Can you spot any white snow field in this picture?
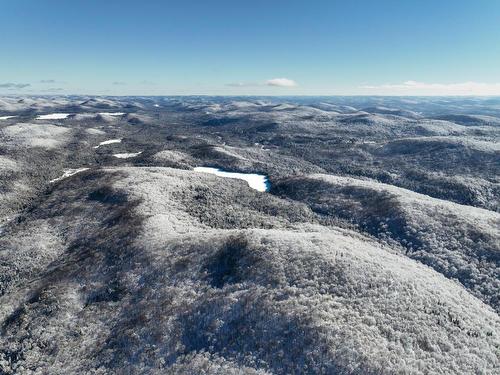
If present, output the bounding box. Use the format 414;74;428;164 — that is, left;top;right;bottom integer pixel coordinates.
49;168;90;183
36;113;72;120
0;116;17;120
85;128;105;135
194;166;270;192
0;156;18;172
113;151;142;158
93;139;122;148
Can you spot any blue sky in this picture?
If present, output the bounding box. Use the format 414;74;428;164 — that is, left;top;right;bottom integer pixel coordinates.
1;0;499;95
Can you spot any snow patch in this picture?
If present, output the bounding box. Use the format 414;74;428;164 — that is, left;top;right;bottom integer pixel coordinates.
194;166;270;192
0;116;16;120
153;150;190;163
0;156;18;171
85;128;106;135
212;146;247;160
2;123;69;149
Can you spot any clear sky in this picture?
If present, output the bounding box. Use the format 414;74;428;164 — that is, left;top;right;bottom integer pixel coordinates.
1;0;499;95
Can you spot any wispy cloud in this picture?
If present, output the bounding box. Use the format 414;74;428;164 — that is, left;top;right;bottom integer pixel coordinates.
360;80;500;96
40;79;56;84
41;88;65;92
225;82;260;87
266;78;298;87
0;82;30;89
226;78;298;88
112;81;127;85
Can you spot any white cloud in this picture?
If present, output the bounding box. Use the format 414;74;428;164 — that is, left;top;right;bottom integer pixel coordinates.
265;78;298;87
360;80;500;96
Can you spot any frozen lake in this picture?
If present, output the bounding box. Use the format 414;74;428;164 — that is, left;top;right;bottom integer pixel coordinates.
94;139;122;148
194;167;270;192
36;113;71;120
49;168;89;183
98;112;125;116
113;152;142;159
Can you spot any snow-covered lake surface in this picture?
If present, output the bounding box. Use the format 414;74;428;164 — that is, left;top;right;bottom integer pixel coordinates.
36;113;71;120
194;167;270;192
94;139;122;148
0;116;17;120
113;152;142;159
98;112;125;116
49;168;89;183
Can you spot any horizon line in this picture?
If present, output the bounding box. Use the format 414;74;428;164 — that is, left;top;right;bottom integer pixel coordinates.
2;93;500;98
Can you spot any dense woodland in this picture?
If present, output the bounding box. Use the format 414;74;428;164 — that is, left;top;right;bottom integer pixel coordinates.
0;96;498;374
